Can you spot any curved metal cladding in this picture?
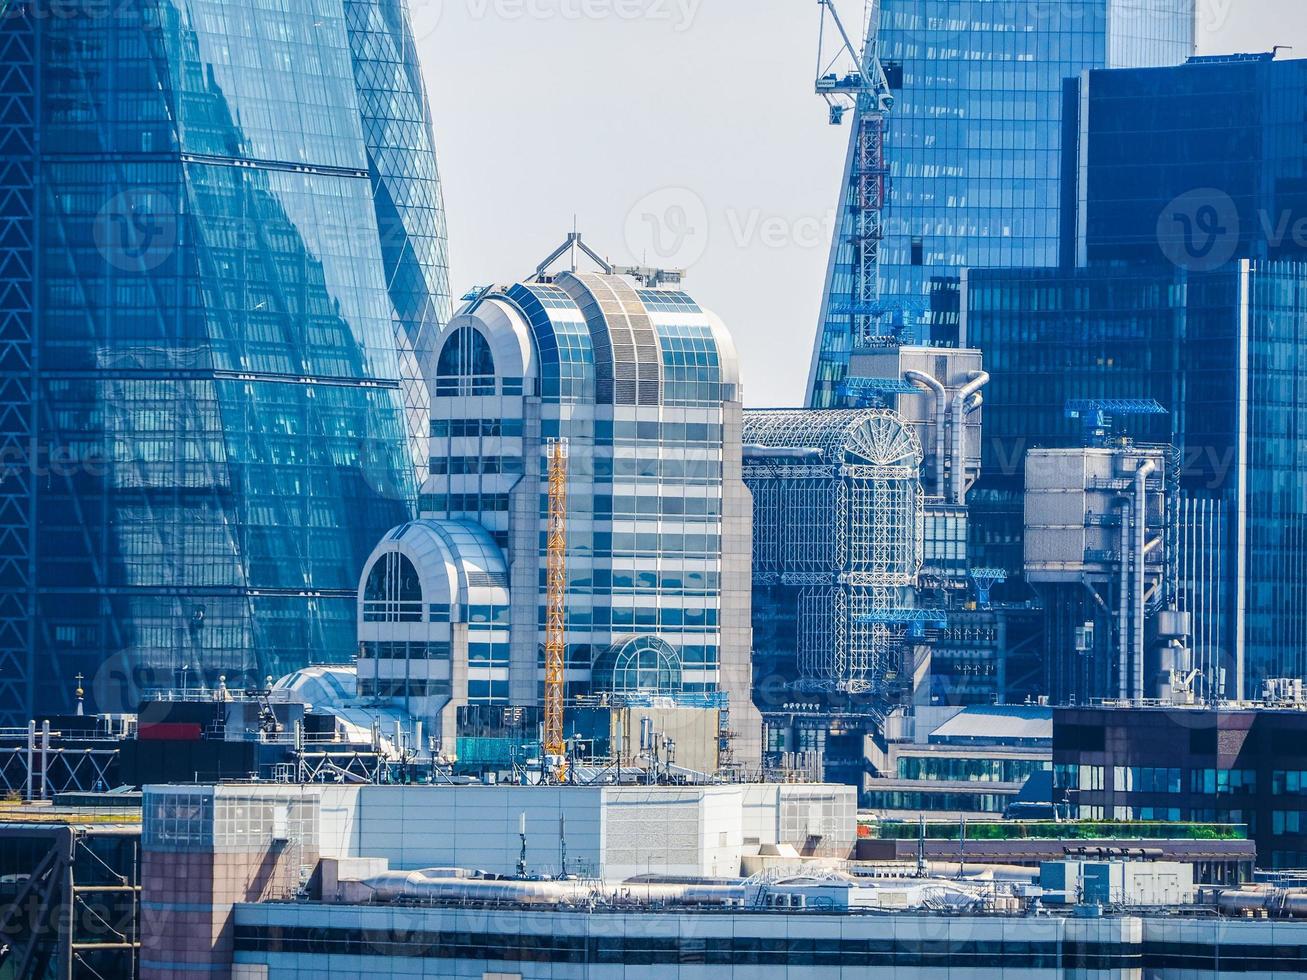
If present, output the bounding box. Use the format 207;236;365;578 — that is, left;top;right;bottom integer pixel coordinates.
419;276;762;764
15;0;438;720
344;0;452;481
357;519;510;739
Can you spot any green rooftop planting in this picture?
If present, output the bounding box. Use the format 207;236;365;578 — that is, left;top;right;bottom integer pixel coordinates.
865;820;1248;841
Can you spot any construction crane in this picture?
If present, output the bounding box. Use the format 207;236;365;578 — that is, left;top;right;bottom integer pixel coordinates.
815;0;895;349
543;437;569;783
1064;398;1168;446
837;375;917;407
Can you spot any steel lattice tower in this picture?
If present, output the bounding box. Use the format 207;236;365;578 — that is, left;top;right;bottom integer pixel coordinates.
0;0;37;723
543;438;568;781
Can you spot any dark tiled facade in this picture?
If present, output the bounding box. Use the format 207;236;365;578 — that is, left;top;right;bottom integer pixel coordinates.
1054;704;1307;868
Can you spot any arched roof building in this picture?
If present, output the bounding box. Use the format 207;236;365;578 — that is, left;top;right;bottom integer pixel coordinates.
359;264;762;766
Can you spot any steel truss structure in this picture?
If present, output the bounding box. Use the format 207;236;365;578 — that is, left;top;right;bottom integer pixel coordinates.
0;823;141;980
543;437;569;782
0;724;122;799
290;749;392;785
0;0;37;724
814;0;894;348
745;410;923;696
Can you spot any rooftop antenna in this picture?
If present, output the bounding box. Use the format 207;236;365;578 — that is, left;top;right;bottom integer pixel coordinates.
559;812;568;878
517;811;528;878
916;813;927;878
533;231;685;288
533;231;613;281
958;816;966;878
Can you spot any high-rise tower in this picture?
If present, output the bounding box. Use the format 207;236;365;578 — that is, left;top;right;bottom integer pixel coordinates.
967;56;1307;703
356;244;765;767
0;0;451;721
807;0;1196;408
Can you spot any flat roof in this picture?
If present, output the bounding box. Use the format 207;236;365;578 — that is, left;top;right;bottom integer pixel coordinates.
929;705;1053;743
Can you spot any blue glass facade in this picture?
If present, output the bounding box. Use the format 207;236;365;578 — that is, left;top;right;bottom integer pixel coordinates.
807;0;1195;407
0;0;449;721
963;54;1307;703
346;0;452;471
965;260;1307;702
1063;55;1307;267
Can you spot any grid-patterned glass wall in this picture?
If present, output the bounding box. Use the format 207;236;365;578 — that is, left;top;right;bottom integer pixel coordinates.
1067;57;1307;267
807;0;1195;406
0;1;39;720
11;0;446;720
965;261;1307;701
1245;262;1307;687
345;0;452;479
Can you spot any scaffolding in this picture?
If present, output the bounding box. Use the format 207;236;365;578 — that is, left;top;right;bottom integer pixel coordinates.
814;0;896;348
744;410;923;697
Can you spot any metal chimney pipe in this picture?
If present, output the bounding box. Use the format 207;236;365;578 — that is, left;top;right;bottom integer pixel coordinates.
1132;459;1157;701
1118;498;1132;701
905;370;948;496
951;371;990;504
40;720;50;801
25;720;34;802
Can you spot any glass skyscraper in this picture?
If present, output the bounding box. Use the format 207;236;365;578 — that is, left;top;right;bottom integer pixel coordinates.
965;260;1307;703
806;0;1196;407
1063;54;1307;267
0;0;450;722
965;54;1307;703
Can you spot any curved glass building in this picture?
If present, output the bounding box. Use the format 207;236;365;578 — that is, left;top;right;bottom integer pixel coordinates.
0;0;450;720
807;0;1196;406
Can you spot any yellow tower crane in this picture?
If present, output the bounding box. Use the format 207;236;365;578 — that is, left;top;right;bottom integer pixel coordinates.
543;437;569;783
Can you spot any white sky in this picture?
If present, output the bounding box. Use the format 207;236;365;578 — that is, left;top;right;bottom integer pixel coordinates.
418;0;1307;408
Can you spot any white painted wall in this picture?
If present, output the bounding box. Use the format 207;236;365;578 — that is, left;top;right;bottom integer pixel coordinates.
337;785;605;878
183;782;856;881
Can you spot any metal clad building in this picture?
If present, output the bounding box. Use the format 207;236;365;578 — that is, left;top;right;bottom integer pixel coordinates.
358;269;762;763
744;409;923;702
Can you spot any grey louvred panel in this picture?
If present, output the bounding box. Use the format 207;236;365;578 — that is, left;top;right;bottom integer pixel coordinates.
555;272;663;406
